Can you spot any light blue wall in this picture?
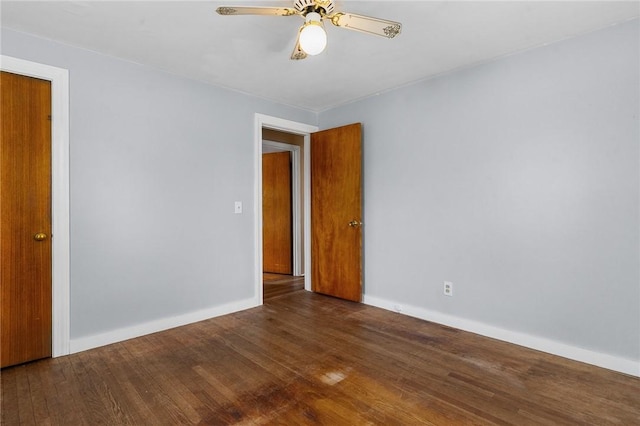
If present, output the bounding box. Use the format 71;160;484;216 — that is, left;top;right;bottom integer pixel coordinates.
319;19;639;361
3;19;638;364
1;28;316;339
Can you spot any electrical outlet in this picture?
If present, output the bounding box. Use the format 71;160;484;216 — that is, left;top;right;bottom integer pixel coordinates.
444;281;453;297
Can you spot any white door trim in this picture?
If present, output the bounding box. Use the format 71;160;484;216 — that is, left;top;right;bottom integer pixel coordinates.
262;140;302;276
1;55;71;357
255;114;318;304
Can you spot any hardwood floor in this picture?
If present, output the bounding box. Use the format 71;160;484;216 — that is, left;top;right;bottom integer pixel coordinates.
263;273;304;301
2;290;639;425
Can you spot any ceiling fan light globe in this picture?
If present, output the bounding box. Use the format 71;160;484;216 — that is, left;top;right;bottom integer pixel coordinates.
299;23;327;55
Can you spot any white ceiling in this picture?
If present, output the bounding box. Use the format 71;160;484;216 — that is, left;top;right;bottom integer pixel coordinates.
2;1;638;112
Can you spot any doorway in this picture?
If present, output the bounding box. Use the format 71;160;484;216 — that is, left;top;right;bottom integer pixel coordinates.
0;55;70;358
255;115;364;305
1;71;52;367
262;132;304;275
254;114;318;305
262;134;303;300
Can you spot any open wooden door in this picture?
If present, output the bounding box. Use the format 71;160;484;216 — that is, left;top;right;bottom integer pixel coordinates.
262;151;293;274
311;123;362;302
1;71;53;368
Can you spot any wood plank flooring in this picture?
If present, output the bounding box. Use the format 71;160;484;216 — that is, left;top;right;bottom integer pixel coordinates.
2;290;639;425
263;273;304;301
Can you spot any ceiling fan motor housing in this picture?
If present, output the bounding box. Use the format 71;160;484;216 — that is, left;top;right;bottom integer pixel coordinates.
294;0;335;17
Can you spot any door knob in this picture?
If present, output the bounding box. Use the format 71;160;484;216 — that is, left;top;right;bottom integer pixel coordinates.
34;232;48;241
348;220;363;228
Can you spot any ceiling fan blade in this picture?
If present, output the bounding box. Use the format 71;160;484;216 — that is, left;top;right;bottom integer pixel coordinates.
216;6;297;17
330;12;401;39
291;27;308;60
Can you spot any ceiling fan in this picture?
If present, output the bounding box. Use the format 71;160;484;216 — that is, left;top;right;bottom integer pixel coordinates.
216;0;402;60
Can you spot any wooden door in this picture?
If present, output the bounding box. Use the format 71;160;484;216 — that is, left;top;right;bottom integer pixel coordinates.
262;151;293;274
311;123;362;302
1;71;53;368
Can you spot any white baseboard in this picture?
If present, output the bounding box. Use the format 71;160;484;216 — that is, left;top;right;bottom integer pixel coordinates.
363;295;639;378
69;297;258;354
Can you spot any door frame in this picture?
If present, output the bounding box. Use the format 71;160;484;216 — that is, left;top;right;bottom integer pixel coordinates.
262;140;302;276
254;114;318;304
1;55;70;357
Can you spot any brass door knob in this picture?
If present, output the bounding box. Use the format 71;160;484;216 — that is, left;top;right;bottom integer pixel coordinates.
34;232;48;241
348;220;363;228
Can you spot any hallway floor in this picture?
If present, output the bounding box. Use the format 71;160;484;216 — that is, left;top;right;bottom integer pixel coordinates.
263;273;304;301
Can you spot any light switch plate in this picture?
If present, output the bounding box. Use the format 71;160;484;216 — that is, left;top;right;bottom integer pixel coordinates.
234;201;242;214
